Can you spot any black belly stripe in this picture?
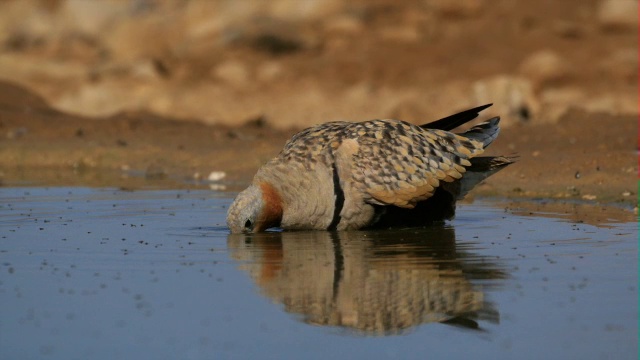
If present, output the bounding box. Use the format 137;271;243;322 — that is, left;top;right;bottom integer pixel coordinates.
327;163;345;230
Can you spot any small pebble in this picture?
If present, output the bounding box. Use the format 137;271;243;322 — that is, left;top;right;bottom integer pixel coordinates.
208;171;226;182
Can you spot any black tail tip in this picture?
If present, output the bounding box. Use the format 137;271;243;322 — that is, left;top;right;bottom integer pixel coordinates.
476;103;493;112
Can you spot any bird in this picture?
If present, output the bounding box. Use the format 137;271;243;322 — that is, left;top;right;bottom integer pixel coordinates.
227;104;515;233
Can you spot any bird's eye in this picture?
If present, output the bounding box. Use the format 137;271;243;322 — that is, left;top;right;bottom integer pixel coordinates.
244;219;253;229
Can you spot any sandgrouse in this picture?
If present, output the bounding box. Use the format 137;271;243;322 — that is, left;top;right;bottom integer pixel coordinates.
227;104;514;233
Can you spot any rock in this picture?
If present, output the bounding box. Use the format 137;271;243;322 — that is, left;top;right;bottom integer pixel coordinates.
267;0;344;21
52;81;159;118
212;60;250;87
538;87;638;118
0;53;86;84
250;33;305;55
599;48;638;81
552;20;585;39
538;87;586;122
582;94;638;115
596;0;638;31
538;86;638;121
256;61;283;82
105;10;185;63
540;87;586;105
207;171;227;182
0;0;64;43
518;50;571;87
61;0;129;37
473;75;540;126
183;1;230;40
324;15;364;34
116;60;165;81
378;26;421;42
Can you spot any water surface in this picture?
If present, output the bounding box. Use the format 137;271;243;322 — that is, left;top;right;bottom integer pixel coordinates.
0;188;637;359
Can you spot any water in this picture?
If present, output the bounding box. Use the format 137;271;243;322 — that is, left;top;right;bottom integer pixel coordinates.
0;188;637;359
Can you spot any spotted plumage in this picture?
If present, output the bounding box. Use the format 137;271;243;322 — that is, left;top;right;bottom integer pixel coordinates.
227;104;515;233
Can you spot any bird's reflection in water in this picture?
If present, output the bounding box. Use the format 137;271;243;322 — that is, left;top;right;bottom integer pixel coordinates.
227;226;507;335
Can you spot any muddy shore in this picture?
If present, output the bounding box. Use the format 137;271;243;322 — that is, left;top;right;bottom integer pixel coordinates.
0;81;636;216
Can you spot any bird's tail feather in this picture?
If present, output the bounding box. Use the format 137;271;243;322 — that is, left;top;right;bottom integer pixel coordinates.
421;103;493;131
454;155;516;199
460;117;501;149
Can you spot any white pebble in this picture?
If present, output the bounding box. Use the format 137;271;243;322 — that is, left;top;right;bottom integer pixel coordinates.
208;171;226;182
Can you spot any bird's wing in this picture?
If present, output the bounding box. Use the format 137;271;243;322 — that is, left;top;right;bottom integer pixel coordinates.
276;121;350;168
349;119;486;208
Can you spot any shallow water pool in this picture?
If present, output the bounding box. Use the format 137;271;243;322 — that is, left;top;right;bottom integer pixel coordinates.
0;187;637;359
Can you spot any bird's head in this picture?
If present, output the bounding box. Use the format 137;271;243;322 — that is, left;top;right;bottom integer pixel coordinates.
227;183;283;233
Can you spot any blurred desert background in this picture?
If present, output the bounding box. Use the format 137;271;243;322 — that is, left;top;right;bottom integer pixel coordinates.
0;0;637;208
